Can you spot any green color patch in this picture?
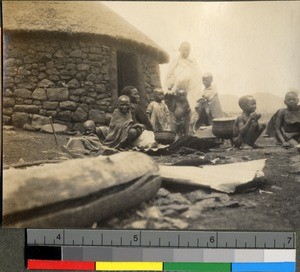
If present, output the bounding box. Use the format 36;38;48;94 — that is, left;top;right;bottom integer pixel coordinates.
163;262;231;271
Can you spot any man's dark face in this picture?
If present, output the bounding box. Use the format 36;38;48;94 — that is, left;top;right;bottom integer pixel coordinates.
130;89;140;103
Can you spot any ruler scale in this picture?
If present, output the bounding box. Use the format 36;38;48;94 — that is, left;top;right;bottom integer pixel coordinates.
26;230;296;271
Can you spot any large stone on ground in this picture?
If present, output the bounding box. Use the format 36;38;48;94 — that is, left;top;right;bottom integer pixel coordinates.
14;89;31;99
3;152;161;227
12;112;30;128
59;101;77;110
32;88;47;100
40;123;68;134
46;88;69;101
14;105;40;114
89;109;106;124
3;107;13;116
31;114;51;127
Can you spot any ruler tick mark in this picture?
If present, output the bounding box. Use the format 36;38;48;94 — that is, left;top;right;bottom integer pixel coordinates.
226;242;228;248
34;239;36;245
187;241;190;247
73;240;74;245
82;237;84;245
111;240;113;246
120;237;122;246
274;239;276;248
44;236;46;245
207;242;209;247
255;236;257;247
235;239;237;247
130;241;132;246
178;235;180;247
197;239;199;247
245;242;247;248
101;233;103;245
92;240;94;246
168;241;170;247
264;242;266;248
159;238;161;246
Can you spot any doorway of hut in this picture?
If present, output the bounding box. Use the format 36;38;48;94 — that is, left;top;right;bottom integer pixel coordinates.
117;51;147;107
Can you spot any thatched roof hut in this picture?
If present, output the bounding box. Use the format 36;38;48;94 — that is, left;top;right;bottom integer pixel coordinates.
3;1;168;63
3;1;169;129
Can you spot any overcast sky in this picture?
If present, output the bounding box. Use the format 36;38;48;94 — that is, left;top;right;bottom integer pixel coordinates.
103;1;300;98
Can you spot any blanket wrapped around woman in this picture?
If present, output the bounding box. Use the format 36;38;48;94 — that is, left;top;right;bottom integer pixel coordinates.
103;109;141;149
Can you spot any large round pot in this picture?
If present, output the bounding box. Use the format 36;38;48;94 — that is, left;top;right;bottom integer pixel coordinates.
212;117;236;139
154;131;176;145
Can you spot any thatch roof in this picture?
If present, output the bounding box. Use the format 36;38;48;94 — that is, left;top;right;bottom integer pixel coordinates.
3;1;169;63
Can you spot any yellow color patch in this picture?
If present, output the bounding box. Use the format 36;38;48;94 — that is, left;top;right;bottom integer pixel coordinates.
95;262;163;271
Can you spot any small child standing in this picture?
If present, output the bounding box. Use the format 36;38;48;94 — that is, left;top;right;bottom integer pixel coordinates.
272;91;300;148
195;73;224;129
233;95;266;148
168;89;191;137
146;88;171;132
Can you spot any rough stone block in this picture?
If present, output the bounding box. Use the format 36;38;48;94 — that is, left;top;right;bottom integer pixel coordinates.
37;79;55;88
5;67;17;77
67;78;80;88
47;88;69;101
58;110;73;121
87;73;96;82
95;84;106;93
12;112;30;128
80;96;95;104
49;75;60;81
46;110;58;117
3;97;15;107
66;63;76;70
43;101;59;110
73;106;88;122
14;105;40;114
59;101;77;110
4;58;15;67
38;73;47;80
16;82;36;90
32;88;47;100
70;50;83;58
46;61;55;68
31;114;51;127
24;55;36;64
4;76;14;88
3;115;11;125
14;89;32;99
3;107;13;116
89;109;106;124
54;49;66;58
24;99;33;105
4;89;14;97
38;53;52;62
76;71;87;81
77;64;90;71
70;95;80;102
70;88;86;96
40;123;68;134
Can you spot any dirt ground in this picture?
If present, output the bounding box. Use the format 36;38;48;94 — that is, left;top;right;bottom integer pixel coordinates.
2;128;300;231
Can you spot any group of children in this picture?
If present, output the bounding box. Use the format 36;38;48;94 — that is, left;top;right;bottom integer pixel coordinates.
80;79;300;151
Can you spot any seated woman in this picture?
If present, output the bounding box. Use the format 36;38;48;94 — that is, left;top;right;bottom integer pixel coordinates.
103;95;145;149
267;91;300;149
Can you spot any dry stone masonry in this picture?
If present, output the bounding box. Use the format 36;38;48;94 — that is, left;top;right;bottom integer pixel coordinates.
3;34;163;131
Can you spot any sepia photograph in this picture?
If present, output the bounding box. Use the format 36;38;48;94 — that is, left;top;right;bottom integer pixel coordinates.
2;1;300;230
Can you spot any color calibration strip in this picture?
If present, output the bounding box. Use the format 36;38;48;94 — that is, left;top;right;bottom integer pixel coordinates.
26;230;296;271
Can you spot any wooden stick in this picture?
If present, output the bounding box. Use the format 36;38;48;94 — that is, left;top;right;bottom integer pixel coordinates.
49;116;58;147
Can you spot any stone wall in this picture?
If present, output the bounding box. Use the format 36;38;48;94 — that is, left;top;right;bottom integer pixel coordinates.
3;33;116;130
3;33;163;131
141;54;162;102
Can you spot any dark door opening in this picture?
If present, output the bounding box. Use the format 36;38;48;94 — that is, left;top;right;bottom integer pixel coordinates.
117;51;140;96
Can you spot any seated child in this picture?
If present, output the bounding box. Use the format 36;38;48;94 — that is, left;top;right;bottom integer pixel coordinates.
267;91;300;148
168;89;191;137
103;95;145;149
146;88;171;132
195;73;224;129
64;120;116;156
233;95;266;148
